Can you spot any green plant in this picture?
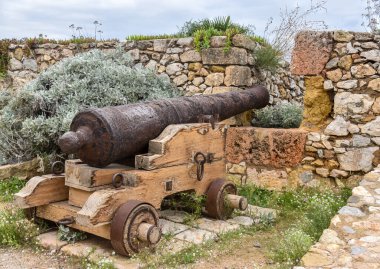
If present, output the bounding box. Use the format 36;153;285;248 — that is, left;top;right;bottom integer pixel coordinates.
78;247;116;269
254;45;282;72
252;102;303;128
0;40;11;77
0;206;40;246
163;192;205;224
126;34;184;41
58;225;87;243
0;177;26;202
270;228;313;265
0;48;180;164
238;184;274;208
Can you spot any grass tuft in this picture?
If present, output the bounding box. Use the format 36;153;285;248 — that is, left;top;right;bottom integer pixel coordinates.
0;177;26;202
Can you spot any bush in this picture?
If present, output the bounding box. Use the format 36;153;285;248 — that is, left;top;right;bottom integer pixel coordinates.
0;206;40;246
252;103;303;128
253;45;281;72
0;48;180;164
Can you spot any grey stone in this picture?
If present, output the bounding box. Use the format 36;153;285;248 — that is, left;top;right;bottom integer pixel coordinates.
359;236;380;243
348;124;360;134
325;57;339;69
323;80;334;90
319;229;343;245
177;37;193;47
347;42;359;54
159;219;190;235
232;34;256;50
351;246;367;255
335;139;350;147
202;47;247;65
242;205;277;220
174;228;217;244
153;39;167;52
324;116;350;136
173;74;188;86
355;32;374;41
179;50;201;62
227;216;254;226
361;42;379;49
342;226;356;234
368;78;380;91
166;63;184;75
336;80;358;89
9;58;22;71
334;92;374;117
337;147;379;172
338;206;366;217
352;135;371;147
361;117;380;136
308;132;321;142
300;171;314;183
37;231;68;250
160;210;188;223
166;47;183;54
126;48;139;60
210;36;227;48
195;218;240;234
361;49;380;61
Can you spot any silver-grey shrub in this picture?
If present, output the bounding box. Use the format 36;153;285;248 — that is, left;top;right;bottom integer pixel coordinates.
251;102;303;128
0;48;180;164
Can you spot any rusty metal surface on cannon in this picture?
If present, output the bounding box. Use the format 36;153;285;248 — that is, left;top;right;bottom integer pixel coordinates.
58;86;269;167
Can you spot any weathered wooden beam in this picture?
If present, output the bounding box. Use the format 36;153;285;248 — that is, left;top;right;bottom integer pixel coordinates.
37;201;110;239
76;160;226;227
14;174;68;208
65;159;133;189
68;187;94;208
135;123;226;170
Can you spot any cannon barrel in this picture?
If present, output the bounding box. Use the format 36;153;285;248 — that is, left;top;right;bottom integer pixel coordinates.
58;86;269;167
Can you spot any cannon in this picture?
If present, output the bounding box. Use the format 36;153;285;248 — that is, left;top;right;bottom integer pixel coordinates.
58;86;269;167
15;86;269;257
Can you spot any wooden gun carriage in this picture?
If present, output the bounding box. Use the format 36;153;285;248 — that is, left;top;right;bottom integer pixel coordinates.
15;86;269;256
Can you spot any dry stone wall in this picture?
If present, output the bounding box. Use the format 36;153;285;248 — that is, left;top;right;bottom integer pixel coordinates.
225;30;380;191
0;35;303;119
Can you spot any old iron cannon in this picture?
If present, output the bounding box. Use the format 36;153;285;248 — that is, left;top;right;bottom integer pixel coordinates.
58;85;269;167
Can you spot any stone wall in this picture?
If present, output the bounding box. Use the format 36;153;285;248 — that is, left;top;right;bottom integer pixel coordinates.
0;35;303;118
225;30;380;190
291;30;380;188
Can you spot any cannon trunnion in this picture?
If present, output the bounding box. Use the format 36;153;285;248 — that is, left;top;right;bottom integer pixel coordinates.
15;86;269;257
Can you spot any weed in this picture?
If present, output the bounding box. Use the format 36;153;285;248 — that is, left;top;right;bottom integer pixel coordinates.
0;177;26;202
270;228;313;265
0;206;40;247
126;34;184;41
238;184;274;208
253;45;282;72
58;225;87;243
77;247;116;269
252;102;303;128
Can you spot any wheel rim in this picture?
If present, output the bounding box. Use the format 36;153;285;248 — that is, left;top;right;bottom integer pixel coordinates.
205;179;237;220
111;200;160;256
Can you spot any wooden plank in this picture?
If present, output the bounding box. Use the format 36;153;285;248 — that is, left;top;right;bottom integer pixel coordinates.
65;159;133;189
76;160;226;227
135;123;226;170
68;187;94;208
14;174;68;208
36;201;110;239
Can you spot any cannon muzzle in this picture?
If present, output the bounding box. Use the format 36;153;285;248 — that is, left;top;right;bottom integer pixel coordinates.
59;86;269;167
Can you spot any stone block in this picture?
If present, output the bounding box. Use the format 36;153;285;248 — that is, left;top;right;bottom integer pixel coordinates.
368;78;380;91
324;116;350;136
361;116;380;136
179;50;201;62
291;31;333;75
174;228;217;244
212;86;240;94
160;210;188;223
225;127;307;168
351;64;376;78
37;231;68;251
201;47;247;65
301;76;332;128
333;30;354;42
334;92;374;117
153;39;167;52
227;216;254;226
337;147;379;172
361;49;380;62
232;34;256;51
166;63;183;75
224;66;251;86
205;73;224;86
210;36;227;47
242;205;277;220
177;37;194;47
0;157;44;180
246;168;289;190
195;218;240;234
159;219;190;235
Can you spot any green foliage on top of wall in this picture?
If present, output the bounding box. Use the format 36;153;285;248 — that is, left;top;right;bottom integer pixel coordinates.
0;40;11;78
252;102;303;128
0;47;180;164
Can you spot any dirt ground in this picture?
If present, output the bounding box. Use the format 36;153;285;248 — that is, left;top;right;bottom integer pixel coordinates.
0;247;79;269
